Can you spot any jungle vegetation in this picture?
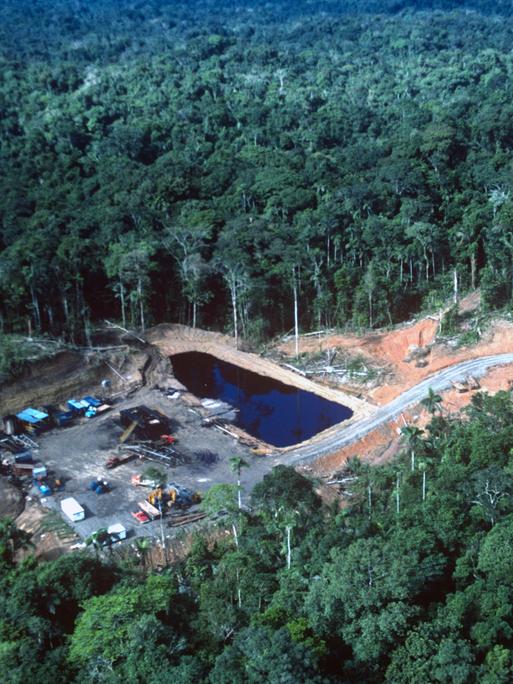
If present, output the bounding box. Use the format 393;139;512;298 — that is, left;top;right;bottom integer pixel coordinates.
2;0;513;345
3;391;513;681
3;4;513;681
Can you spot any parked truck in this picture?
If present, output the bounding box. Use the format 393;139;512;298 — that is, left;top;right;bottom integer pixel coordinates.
61;497;85;522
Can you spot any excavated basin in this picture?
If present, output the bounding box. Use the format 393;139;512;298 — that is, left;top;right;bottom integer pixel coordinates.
170;351;353;448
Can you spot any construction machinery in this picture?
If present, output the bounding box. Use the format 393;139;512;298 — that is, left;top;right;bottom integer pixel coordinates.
105;452;136;469
119;405;173;441
119;421;137;444
146;483;200;512
467;375;481;390
159;434;177;445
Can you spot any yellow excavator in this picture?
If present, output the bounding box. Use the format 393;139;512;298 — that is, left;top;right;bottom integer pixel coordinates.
147;486;177;509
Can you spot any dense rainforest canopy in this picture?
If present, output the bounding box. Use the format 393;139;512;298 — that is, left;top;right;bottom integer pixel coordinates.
4;3;513;681
3;0;513;342
3;392;513;681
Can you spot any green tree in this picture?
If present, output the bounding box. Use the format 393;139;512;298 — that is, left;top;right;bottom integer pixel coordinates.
421;388;443;416
229;456;249;510
401;425;424;472
68;575;179;672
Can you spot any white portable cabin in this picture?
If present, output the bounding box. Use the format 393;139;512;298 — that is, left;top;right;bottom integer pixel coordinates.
107;523;127;542
61;497;85;522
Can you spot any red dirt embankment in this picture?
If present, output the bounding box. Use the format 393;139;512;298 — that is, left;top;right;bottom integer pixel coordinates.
279;294;513;476
278;309;513;407
308;360;513;479
146;323;371;417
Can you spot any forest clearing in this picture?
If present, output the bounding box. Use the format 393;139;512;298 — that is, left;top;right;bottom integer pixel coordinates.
5;1;513;679
3;290;513;562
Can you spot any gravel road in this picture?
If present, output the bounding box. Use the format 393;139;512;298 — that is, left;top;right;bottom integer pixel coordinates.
280;353;513;465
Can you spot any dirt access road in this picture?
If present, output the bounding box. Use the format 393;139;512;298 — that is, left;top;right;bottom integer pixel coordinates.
280;353;513;465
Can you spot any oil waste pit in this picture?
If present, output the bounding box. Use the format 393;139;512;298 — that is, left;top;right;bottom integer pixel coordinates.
171;352;353;448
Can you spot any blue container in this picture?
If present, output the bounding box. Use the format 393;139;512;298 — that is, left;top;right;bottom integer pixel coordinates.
67;399;89;413
14;451;33;464
55;411;74;427
83;396;101;408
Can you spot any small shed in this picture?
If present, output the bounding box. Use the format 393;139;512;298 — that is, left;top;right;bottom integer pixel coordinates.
67;399;89;414
15;408;50;434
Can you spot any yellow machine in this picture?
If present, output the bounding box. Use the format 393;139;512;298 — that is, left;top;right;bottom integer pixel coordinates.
147;486;177;508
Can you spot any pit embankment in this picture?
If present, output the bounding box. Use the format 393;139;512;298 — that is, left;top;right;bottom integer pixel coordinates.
146;324;375;448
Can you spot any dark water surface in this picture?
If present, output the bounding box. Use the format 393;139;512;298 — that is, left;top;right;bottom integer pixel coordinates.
171;351;353;448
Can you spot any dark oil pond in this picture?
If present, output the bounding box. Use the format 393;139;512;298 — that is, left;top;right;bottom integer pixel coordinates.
170;351;353;448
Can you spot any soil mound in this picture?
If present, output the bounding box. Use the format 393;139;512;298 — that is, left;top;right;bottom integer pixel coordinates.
0;480;24;519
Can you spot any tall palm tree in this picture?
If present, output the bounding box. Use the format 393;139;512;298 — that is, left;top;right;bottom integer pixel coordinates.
400;425;424;472
229;456;249;510
85;528;110;559
421;387;443;415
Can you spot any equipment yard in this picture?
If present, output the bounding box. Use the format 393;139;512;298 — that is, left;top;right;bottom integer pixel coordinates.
5;292;513;558
13;386;274;547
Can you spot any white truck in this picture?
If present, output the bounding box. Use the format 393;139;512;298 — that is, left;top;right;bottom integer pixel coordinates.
61;497;85;522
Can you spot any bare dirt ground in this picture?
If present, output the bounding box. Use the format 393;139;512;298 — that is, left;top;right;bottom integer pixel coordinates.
0;479;24;519
272;291;513;477
21;385;275;550
0;347;147;416
147;324;372;417
15;499;80;562
277;292;513;408
4;293;513;559
305;358;513;480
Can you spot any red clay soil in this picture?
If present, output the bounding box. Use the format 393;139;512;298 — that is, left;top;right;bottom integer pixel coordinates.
278;291;513;407
309;416;404;477
309;361;513;478
280;291;513;477
370;319;513;405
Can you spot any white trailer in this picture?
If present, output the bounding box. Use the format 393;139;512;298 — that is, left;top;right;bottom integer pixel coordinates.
107;523;127;543
61;497;85;522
